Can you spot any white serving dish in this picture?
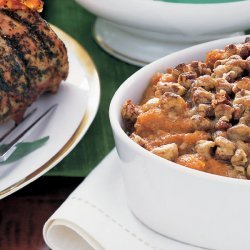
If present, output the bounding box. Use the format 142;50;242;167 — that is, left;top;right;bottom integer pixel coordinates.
76;0;250;66
109;35;250;250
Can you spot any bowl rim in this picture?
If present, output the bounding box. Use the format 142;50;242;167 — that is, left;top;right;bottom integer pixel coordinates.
77;0;250;36
109;34;250;185
76;0;250;15
77;0;249;7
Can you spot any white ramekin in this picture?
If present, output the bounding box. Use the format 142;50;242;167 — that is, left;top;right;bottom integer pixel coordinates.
109;35;250;250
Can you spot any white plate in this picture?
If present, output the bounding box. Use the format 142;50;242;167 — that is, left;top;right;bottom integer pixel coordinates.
0;25;100;199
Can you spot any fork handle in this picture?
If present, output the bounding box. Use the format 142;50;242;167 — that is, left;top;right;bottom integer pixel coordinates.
0;104;57;162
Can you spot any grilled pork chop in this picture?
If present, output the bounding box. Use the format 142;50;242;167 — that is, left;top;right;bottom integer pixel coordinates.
0;9;68;123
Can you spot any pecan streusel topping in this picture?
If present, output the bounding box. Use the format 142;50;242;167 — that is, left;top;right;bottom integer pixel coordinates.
122;38;250;179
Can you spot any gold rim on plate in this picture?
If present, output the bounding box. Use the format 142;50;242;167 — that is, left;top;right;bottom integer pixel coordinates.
0;25;100;199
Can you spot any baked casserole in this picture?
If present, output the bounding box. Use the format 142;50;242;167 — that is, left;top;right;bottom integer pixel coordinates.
122;37;250;179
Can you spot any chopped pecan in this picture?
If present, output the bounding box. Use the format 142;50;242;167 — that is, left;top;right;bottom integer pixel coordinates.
195;140;215;159
238;44;250;59
212;89;231;107
121;100;140;133
214;104;234;121
232;77;250;93
233;93;250;109
198;104;214;117
239;109;250;126
172;63;190;79
214;136;236;161
160;92;186;118
246;165;250;178
224;44;238;58
231;148;248;168
233;104;245;120
192;75;215;90
191;115;214;131
236;140;249;153
190;61;212;76
130;133;148;149
247;56;250;72
192;87;214;105
234;166;246;176
212;130;228;140
215;116;232;131
155;82;186;97
178;72;196;88
213;55;247;80
214;78;233;94
227;124;250;142
151;143;179;161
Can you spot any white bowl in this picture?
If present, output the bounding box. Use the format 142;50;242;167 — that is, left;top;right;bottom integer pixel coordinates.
77;0;250;65
109;35;250;250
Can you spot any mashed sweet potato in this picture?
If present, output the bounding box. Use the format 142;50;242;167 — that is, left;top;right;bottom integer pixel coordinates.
122;37;250;179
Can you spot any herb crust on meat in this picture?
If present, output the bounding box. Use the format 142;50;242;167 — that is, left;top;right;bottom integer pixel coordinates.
0;7;68;123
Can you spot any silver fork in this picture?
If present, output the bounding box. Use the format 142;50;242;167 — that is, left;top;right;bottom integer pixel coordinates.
0;108;37;142
0;104;57;162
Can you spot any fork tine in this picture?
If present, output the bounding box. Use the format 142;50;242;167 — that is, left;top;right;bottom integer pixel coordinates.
0;104;57;163
0;108;37;143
